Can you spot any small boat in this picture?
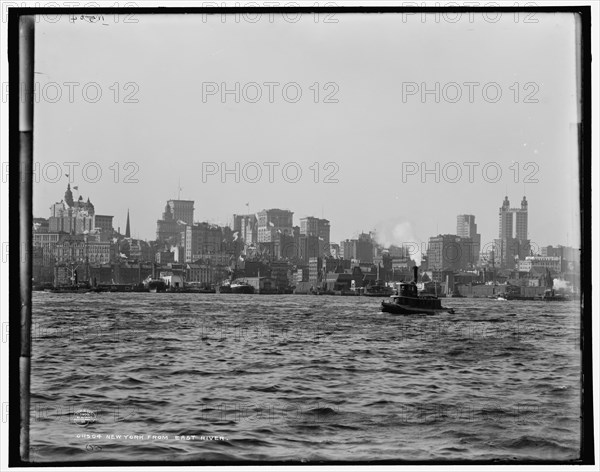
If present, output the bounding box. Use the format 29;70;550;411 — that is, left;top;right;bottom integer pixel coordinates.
230;282;255;294
219;280;255;294
381;267;454;315
542;288;572;301
363;281;395;297
143;277;167;293
96;283;135;293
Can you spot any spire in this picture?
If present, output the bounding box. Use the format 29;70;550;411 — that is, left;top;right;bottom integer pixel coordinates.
125;209;131;238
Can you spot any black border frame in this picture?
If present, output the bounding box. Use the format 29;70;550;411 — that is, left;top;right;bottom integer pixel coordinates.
7;5;594;467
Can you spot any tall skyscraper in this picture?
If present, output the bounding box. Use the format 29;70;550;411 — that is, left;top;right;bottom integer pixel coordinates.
156;199;194;243
457;214;477;238
494;196;530;268
256;209;294;259
498;196;513;239
456;214;481;267
165;200;195;225
257;209;293;243
357;233;374;263
232;213;258;246
427;234;475;271
515;196;528;240
299;217;330;257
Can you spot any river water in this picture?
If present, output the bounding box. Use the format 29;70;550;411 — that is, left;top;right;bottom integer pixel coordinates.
28;292;581;462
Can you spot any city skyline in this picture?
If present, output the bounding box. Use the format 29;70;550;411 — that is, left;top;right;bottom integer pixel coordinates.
37;181;574;263
31;12;580;250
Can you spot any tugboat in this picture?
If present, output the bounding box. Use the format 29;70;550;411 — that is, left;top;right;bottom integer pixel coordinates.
230;281;255;294
542;287;572;301
381;267;455;315
218;279;255;294
143;276;167;293
541;270;572;301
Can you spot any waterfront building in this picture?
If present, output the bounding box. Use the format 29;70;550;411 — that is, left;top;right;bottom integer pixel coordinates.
541;245;579;272
54;233;112;266
270;261;291;291
159;271;185;289
518;256;562;273
33;232;60;266
308;256;323;287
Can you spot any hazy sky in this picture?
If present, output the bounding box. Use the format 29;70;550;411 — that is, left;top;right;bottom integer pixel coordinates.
32;11;581;251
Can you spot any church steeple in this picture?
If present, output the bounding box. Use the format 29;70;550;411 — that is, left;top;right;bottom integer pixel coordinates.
125;209;131;238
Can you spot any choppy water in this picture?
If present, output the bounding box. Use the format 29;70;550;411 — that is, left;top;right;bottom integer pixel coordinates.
29;293;581;462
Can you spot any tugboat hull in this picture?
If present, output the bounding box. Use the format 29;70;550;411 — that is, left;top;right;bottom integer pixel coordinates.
381;301;453;315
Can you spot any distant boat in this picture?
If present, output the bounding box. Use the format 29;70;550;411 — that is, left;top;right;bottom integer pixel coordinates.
542;288;572;302
218;280;255;294
363;281;394;297
143;277;167;293
381;267;455;315
230;282;255;294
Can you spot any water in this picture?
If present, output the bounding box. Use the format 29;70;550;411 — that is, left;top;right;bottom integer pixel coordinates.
29;293;581;462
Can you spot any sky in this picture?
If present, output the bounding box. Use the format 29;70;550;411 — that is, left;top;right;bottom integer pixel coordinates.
32;11;581;252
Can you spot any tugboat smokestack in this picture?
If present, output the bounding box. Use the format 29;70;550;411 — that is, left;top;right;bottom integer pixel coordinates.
413;266;418;284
